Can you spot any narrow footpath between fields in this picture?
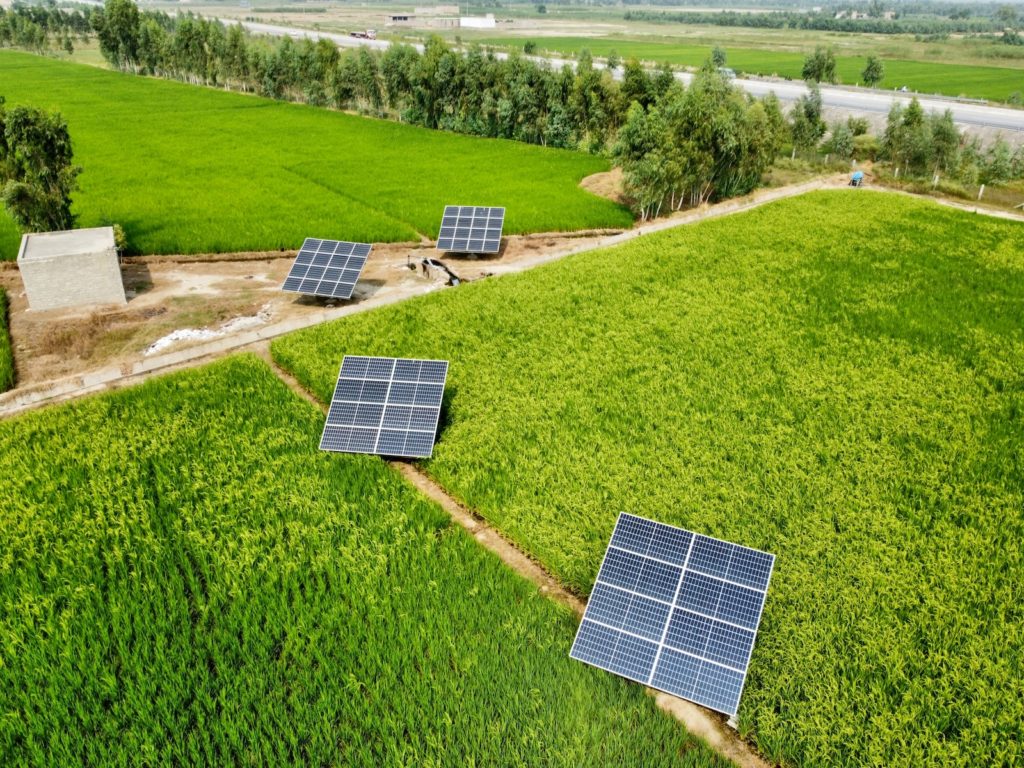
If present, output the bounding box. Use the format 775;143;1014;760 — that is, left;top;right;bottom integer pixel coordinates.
0;176;847;418
258;348;774;768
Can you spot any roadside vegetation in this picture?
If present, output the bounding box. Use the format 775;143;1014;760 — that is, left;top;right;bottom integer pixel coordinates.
273;191;1024;767
0;354;729;767
481;34;1024;102
0;51;626;258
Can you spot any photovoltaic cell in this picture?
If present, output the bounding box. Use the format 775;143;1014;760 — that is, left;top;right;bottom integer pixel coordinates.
436;205;505;254
282;238;372;299
319;356;449;459
570;513;775;716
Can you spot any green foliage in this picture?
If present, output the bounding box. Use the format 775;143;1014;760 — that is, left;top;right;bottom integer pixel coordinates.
0;286;12;392
862;54;886;86
853;132;881;160
0;51;628;258
824;120;855;158
880;98;1020;185
479;36;1024;103
90;0;141;70
0;96;81;233
0;355;728;767
789;82;826;153
273;192;1024;768
613;67;785;218
801;45;838;83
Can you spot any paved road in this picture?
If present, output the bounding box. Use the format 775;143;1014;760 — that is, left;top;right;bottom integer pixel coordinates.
235;20;1023;133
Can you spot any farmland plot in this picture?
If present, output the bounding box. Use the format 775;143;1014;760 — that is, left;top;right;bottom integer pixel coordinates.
273;191;1024;767
0;51;629;260
0;355;728;767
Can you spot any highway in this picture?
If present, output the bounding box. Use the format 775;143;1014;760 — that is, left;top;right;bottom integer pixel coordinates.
235;20;1023;133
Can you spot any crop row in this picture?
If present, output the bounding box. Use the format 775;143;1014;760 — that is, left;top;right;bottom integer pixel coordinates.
272;190;1024;767
0;355;726;766
0;51;629;259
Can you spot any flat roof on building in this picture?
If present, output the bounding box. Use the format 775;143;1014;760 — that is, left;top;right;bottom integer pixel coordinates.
18;226;116;263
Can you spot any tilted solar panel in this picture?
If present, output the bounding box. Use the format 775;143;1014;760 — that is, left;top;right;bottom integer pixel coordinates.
436;205;505;254
320;356;449;459
570;513;775;716
282;238;372;299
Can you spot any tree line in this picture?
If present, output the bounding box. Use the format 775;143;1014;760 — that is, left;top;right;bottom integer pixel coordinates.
623;9;1007;35
82;0;789;213
879;98;1024;185
0;4;91;54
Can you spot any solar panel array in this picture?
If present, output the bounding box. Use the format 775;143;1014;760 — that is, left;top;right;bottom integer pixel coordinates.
282;238;372;299
570;513;774;716
320;356;449;459
436;205;505;253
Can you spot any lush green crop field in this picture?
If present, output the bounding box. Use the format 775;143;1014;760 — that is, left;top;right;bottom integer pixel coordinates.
0;355;726;766
478;36;1024;102
273;191;1024;767
0;288;12;392
0;51;628;259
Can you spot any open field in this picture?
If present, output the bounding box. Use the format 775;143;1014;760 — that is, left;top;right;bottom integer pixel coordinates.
473;34;1024;102
0;51;629;259
0;354;728;766
273;190;1024;767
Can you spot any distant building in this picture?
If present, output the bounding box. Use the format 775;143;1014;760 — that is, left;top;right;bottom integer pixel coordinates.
18;227;126;312
385;13;416;26
460;13;496;29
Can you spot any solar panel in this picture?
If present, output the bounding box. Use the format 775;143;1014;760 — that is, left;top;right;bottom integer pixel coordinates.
282;238;372;299
436;205;505;254
570;513;775;716
319;356;449;459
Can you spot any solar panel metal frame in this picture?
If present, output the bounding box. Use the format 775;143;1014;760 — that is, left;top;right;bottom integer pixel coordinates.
282;238;372;300
436;205;505;254
570;512;775;716
319;355;449;459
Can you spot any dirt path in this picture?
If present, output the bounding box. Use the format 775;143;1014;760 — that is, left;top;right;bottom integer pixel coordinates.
258;353;773;768
0;176;924;418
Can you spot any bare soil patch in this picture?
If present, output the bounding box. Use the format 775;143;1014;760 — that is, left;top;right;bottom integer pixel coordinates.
0;233;624;390
580;167;626;205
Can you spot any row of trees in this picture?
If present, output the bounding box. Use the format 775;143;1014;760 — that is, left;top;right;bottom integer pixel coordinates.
0;4;90;54
800;46;886;87
623;9;1007;35
880;99;1024;185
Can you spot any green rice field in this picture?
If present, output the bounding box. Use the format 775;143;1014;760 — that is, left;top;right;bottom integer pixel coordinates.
0;51;629;259
0;355;726;766
273;191;1024;767
477;36;1024;102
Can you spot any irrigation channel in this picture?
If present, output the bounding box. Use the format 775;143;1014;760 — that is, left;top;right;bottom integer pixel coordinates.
260;347;772;768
